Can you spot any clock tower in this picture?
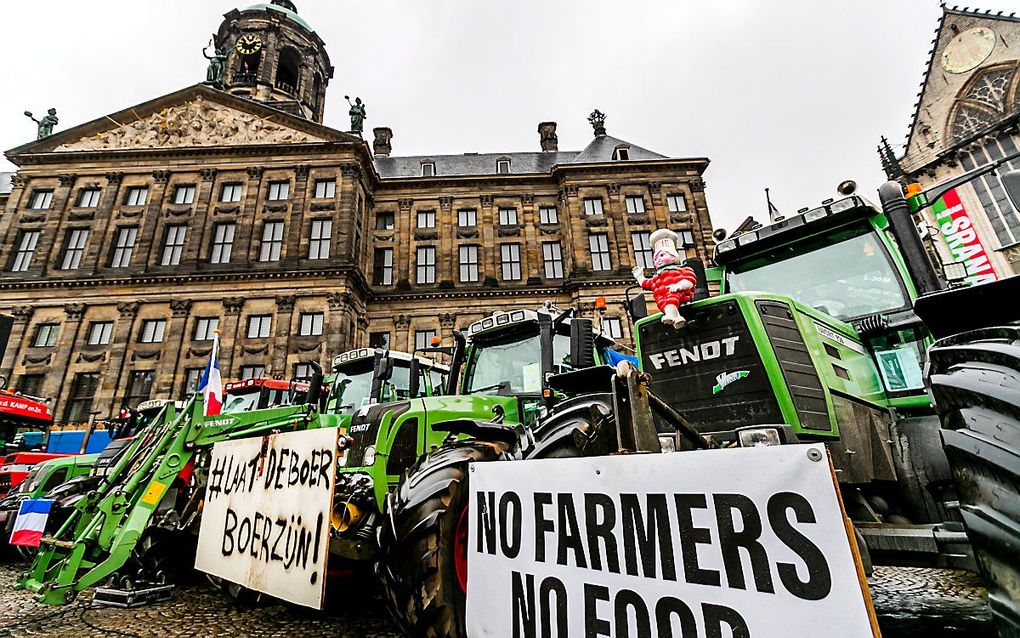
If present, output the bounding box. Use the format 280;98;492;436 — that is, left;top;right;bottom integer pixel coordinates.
214;1;333;123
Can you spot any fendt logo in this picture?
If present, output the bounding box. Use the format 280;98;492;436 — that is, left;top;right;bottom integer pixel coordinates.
646;336;740;370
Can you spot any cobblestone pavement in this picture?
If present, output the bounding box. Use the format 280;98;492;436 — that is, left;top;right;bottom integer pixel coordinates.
0;563;995;637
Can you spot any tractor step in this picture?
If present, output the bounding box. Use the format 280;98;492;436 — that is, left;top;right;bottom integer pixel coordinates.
93;582;174;608
40;535;74;549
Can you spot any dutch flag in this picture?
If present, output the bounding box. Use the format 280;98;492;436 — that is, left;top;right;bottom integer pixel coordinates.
198;330;223;416
10;499;53;547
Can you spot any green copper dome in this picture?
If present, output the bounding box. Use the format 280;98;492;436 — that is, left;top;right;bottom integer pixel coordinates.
245;1;312;32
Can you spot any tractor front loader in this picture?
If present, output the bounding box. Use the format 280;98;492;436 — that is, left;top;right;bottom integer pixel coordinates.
19;394;320;605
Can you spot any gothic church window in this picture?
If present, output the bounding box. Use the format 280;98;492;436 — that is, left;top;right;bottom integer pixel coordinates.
949;63;1020;143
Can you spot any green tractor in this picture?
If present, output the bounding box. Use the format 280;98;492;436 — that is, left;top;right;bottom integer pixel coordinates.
632;168;1020;633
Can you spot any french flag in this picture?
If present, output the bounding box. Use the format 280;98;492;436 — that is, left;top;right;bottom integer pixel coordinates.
10;499;53;547
198;330;223;416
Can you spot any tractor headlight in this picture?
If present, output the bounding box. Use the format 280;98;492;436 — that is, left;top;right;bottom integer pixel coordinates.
363;445;376;466
737;427;781;447
658;434;678;453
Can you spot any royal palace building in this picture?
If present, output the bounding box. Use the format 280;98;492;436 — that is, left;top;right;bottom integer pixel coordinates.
0;0;714;424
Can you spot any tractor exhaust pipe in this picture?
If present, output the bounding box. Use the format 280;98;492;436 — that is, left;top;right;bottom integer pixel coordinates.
878;181;943;296
306;361;323;408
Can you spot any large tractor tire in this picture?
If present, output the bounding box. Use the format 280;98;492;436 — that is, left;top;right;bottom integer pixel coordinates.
928;326;1020;637
378;396;617;637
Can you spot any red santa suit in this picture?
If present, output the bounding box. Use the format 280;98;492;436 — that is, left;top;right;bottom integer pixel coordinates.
641;264;697;312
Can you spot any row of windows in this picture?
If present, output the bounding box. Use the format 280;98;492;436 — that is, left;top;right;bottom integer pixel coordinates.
9;219;334;272
417;149;638;177
24;179;339;211
27;312;327;348
371;230;695;285
398;194;688;232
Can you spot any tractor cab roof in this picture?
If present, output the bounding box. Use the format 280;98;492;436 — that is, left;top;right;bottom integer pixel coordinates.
714;195;880;266
224;378;308;393
331;348;449;373
0;389;53;426
467;308;616;348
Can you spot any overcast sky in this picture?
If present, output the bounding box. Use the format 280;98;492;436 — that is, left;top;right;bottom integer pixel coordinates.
4;0;1020;231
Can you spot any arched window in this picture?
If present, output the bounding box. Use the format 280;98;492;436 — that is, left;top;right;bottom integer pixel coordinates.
312;73;322;112
275;48;302;95
946;62;1020;143
235;50;261;84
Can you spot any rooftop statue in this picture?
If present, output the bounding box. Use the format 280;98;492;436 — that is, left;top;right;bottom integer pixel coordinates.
24;108;58;139
588;109;607;136
346;96;366;134
203;39;228;88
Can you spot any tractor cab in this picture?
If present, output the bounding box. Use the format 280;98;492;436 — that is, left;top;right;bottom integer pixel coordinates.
222;377;308;413
325;348;448;416
0;387;53;455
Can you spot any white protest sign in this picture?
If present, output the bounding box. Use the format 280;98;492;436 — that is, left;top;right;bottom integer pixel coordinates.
195;427;338;609
468;444;877;637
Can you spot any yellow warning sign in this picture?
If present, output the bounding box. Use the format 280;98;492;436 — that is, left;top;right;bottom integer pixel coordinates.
141;481;167;506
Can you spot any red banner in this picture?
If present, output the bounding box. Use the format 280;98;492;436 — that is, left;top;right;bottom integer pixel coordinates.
932;189;999;286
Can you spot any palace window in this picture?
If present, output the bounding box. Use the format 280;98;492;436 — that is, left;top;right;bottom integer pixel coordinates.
60;229;88;270
373;248;394;285
172;185;196;205
539;206;558;224
138;319;167;343
632;231;653;270
613;146;630;161
583;198;604;215
376;211;395;230
309;219;331;259
299;312;324;336
29;190;53;210
124;370;155;407
417;209;436;229
667;193;687;213
459;245;479;282
415;329;437;351
625;195;646;214
77;188;101;208
268;181;290;201
161;225;187;266
11;230;40;272
496;159;511;174
589;233;611;271
111;227;137;268
294;363;313;379
416;246;436;284
500;243;521;280
64;373;100;423
240;365;266;380
16;374;44;397
33;324;60;348
314;179;336;199
259;221;284;261
458;208;477;227
421;162;436;177
184;368;204;395
194;317;219;341
498;207;518;226
220;183;243;203
247;315;272;339
211;223;235;264
86;321;113;346
124;186;148;206
543;242;563;279
603;318;624;339
678;230;695;246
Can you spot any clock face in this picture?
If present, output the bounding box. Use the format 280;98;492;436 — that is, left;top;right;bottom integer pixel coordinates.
941;27;995;74
236;34;263;56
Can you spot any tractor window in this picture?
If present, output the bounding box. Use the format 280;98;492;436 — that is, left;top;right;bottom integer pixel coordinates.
222;391;259;413
42;466;69;492
726;227;909;321
429;369;448;396
386;418;419;475
331;364;376;414
865;327;927;395
465;333;571;395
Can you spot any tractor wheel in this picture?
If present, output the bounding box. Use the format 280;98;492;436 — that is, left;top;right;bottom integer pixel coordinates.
928;326;1020;637
377;398;617;637
377;440;511;637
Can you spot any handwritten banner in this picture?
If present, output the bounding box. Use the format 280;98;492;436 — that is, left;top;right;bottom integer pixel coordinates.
933;189;999;286
194;427;337;609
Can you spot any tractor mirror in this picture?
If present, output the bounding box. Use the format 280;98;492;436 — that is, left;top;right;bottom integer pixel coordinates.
1002;169;1020;212
628;293;648;322
408;357;421;399
570;318;596;369
376;355;393;381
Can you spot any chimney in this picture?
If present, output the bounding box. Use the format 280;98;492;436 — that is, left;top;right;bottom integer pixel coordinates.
373;127;392;156
538;121;558;152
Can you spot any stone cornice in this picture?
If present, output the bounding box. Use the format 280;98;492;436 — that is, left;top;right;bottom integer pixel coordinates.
370;276;631;303
0;265;359;291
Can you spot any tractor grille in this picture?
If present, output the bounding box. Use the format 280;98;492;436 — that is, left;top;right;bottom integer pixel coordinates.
344;401;411;468
639;300;782;434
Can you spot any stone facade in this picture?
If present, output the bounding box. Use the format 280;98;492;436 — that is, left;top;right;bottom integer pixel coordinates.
0;2;714;425
888;6;1020;275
